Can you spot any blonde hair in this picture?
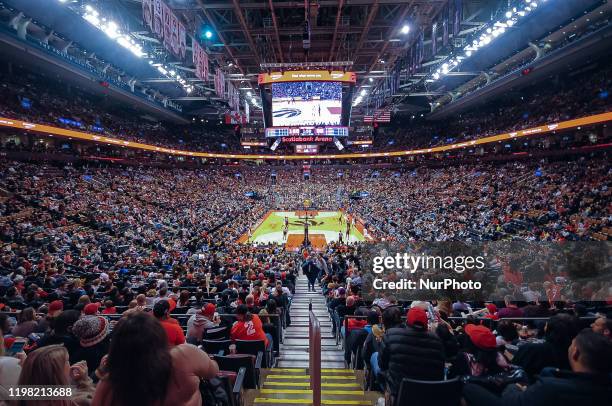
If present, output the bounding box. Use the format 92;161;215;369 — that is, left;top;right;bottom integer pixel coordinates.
17;345;71;406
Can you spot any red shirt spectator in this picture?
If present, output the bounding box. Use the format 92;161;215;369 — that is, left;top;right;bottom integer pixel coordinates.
154;299;186;346
231;305;269;348
160;320;186;346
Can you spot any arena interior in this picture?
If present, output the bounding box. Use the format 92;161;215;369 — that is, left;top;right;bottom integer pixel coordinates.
0;0;611;405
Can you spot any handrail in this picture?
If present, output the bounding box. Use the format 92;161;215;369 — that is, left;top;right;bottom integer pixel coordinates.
309;302;321;406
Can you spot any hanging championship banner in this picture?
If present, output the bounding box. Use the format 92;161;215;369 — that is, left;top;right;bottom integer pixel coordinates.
153;0;163;37
215;69;225;98
144;0;186;59
178;23;186;59
142;0;153;28
192;40;209;81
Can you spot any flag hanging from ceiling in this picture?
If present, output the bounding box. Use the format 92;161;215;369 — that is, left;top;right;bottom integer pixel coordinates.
225;111;246;125
363;109;391;123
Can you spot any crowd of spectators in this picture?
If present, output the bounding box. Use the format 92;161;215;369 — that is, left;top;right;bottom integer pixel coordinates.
0;54;610;406
0;151;609;404
316;248;611;405
271;81;342;101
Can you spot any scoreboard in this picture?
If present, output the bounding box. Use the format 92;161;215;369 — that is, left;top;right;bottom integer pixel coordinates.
266;126;348;138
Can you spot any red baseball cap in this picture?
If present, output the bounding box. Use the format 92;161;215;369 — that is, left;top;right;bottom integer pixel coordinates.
83;302;101;316
465;324;497;350
202;303;216;317
48;300;64;316
407;308;428;329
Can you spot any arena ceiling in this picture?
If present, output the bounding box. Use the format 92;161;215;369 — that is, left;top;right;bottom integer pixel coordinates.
3;0;607;119
121;0;507;113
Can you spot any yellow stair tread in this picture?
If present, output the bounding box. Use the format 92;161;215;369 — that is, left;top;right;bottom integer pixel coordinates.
267;374;356;379
254;399;372;405
259;389;365;395
264;382;361;388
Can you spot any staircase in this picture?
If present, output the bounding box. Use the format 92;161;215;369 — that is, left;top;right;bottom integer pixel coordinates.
251;275;378;406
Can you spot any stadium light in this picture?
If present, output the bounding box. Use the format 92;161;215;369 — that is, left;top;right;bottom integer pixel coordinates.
401;24;410;34
360;89;367;96
368;78;374;83
428;0;547;83
247;91;252;97
83;6;145;58
205;30;213;39
57;2;195;95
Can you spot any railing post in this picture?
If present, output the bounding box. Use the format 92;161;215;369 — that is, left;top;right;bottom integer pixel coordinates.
309;309;321;406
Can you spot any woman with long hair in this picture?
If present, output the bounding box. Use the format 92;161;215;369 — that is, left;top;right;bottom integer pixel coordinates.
16;345;94;406
92;312;218;406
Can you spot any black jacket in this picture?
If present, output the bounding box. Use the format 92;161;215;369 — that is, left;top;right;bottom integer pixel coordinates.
500;368;611;405
378;325;445;396
512;341;570;381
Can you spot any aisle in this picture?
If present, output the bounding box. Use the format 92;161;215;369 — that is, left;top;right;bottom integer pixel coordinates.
276;275;344;369
252;275;377;405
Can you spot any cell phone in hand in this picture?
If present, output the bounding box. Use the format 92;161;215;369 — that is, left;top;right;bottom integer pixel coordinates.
6;340;26;357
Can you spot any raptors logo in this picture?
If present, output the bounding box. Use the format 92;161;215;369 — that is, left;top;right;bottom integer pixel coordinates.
273;108;301;118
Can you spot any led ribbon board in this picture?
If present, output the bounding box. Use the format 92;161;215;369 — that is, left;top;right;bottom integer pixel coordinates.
1;112;610;160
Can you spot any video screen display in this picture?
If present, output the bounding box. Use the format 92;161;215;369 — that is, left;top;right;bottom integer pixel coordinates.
295;144;319;154
272;81;342;126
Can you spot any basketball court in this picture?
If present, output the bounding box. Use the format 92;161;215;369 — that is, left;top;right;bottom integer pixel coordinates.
238;210;371;251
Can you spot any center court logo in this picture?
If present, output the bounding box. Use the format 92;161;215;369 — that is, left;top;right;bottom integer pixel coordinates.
273;108;301;118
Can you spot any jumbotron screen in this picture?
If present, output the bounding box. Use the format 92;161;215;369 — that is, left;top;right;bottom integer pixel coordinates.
271;81;342;126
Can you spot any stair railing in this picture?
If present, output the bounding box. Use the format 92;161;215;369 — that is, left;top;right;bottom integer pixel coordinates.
309;300;321;406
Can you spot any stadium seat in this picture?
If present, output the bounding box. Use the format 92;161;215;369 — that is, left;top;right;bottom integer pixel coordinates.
213;354;261;390
393;378;463;406
235;339;272;369
201;339;232;356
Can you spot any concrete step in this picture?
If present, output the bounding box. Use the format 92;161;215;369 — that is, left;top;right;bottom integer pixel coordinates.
282;337;338;347
275;360;348;369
